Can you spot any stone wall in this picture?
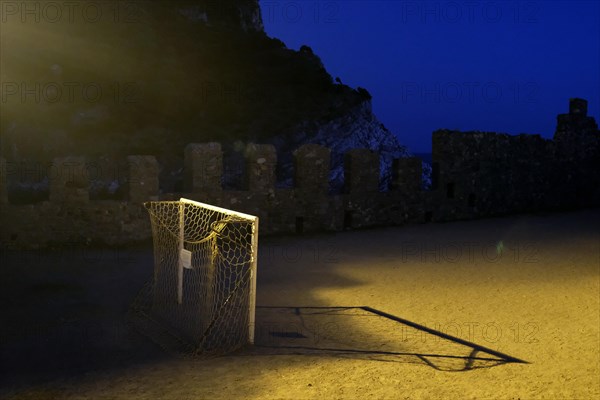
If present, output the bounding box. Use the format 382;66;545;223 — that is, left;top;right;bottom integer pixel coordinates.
429;131;554;220
1;98;598;248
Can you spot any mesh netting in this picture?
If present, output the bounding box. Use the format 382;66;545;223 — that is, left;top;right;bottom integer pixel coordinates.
130;199;258;357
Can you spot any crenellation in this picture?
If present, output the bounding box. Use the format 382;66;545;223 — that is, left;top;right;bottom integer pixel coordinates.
555;99;599;144
293;144;330;195
553;99;600;208
344;148;380;194
244;143;276;192
1;99;598;248
184;143;223;193
569;97;588;116
291;144;333;233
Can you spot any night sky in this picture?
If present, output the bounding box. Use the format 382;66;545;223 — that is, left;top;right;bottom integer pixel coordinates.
260;0;600;152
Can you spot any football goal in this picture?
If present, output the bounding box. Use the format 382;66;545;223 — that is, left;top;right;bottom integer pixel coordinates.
131;198;259;356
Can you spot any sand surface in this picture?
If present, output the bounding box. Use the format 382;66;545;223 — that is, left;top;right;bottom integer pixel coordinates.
1;209;599;399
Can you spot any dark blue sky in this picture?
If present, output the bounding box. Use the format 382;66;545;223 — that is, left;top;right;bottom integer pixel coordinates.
260;0;600;152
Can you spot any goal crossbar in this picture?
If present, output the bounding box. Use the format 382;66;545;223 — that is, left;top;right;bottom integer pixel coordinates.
179;198;258;221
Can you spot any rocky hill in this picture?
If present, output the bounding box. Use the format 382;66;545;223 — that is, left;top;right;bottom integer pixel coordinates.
1;0;418;197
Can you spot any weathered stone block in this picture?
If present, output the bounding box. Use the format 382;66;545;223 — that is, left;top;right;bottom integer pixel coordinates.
245;143;276;192
185;142;223;193
344;148;379;193
294;144;330;194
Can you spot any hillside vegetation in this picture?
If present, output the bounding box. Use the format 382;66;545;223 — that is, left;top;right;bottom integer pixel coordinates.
1;1;370;161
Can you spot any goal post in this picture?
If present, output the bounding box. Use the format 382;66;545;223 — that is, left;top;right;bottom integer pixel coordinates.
248;216;259;344
135;197;259;355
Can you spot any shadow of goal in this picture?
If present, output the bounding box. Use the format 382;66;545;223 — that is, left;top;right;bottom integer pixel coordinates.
249;306;528;371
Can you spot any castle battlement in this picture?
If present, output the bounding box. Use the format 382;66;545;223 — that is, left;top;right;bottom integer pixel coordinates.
1;99;598;248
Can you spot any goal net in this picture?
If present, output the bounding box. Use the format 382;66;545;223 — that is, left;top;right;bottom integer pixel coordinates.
131;198;259;356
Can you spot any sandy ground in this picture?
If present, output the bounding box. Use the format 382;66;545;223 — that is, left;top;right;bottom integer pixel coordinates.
1;208;599;399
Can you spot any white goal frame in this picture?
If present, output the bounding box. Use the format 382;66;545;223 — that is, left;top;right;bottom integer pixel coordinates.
176;198;259;344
